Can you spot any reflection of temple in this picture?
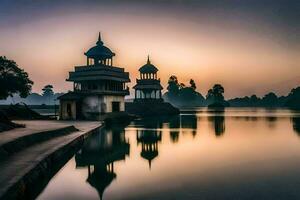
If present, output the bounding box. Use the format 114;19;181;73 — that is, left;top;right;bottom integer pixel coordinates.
168;115;180;143
75;127;129;200
292;117;300;135
133;117;164;129
265;116;277;129
209;115;225;137
136;129;162;169
170;130;179;143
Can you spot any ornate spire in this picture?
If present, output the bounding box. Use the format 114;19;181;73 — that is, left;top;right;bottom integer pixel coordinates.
96;32;103;46
147;55;151;64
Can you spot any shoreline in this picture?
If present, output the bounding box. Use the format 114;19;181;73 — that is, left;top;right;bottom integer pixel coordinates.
0;121;103;200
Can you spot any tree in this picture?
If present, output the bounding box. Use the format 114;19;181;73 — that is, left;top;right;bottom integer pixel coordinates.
42;85;54;97
179;83;186;89
286;86;300;109
0;56;33;100
250;95;260;106
206;84;225;104
190;79;196;90
167;76;179;96
42;85;54;105
164;75;205;107
261;92;278;107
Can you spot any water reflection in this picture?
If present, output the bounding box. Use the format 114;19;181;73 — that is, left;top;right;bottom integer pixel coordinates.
137;129;162;169
75;127;129;200
37;109;300;200
265;116;278;129
208;111;225;137
168;116;180;143
291;117;300;135
170;130;179;143
180;114;197;137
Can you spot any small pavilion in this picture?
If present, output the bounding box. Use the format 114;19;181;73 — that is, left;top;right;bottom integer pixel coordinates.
133;56;163;102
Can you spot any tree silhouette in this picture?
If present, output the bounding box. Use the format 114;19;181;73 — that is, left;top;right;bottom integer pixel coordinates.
190;79;196;90
42;85;54;105
206;84;225;105
179;83;186;89
164;75;205;107
286;87;300;109
42;85;54;97
0;56;33;100
250;95;260;106
261;92;278;107
167;76;179;97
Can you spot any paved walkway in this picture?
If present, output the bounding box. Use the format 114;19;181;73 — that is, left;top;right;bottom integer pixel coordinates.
0;120;100;147
0;120;102;200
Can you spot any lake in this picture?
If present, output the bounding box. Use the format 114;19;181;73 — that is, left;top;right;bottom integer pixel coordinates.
37;108;300;200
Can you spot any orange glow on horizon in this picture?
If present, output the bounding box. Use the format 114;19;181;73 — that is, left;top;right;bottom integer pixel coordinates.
0;8;299;98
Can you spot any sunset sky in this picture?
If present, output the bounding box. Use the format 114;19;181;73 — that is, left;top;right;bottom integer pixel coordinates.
0;0;299;98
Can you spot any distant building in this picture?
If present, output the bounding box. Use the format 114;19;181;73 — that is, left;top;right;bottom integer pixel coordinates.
58;33;130;120
125;56;179;117
133;56;163;102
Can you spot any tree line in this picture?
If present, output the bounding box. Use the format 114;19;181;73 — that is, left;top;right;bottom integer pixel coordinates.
163;75;227;107
228;89;300;109
0;56;62;105
163;75;300;109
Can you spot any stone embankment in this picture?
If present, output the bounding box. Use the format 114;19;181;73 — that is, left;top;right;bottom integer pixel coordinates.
0;120;101;200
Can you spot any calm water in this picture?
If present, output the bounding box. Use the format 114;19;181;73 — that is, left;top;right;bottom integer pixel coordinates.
37;108;300;200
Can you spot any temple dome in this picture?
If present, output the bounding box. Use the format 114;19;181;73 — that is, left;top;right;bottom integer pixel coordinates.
85;33;115;59
139;56;158;73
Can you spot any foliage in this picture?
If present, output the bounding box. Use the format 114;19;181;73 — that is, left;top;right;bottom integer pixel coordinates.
42;84;54;96
0;56;33;100
228;87;300;108
190;79;196;90
167;75;179;97
206;84;225;106
261;92;278;106
285;87;300;109
164;76;205;107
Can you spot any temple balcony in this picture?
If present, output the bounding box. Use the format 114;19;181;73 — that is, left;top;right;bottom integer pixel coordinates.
74;88;130;96
74;64;125;73
136;79;161;84
68;69;130;83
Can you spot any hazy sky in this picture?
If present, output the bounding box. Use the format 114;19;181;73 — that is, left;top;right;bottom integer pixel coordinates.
0;0;299;98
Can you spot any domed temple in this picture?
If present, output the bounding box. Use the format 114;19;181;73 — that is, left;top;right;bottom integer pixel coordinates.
133;56;163;102
58;33;130;120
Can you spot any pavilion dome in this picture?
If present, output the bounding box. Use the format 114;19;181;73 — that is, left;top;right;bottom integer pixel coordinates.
139;56;158;73
85;33;115;59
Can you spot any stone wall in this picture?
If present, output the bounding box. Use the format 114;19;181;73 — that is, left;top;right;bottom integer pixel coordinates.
60;100;76;120
60;95;125;120
103;95;125;112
